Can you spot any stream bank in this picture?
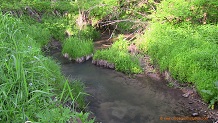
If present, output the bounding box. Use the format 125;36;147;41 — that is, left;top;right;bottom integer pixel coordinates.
47;39;213;123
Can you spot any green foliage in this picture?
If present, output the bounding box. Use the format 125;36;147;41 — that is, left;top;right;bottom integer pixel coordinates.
36;106;72;123
62;37;94;59
41;15;68;41
60;80;86;109
0;13;92;122
93;35;142;74
24;23;51;47
154;0;218;24
36;106;94;123
73;111;95;123
88;0;118;20
142;22;218;102
0;0;78;13
70;25;101;40
79;26;100;40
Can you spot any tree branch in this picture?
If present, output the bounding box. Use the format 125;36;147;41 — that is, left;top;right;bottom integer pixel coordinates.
99;19;146;27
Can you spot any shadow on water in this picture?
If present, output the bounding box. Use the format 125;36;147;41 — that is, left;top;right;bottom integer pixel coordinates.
51;51;209;123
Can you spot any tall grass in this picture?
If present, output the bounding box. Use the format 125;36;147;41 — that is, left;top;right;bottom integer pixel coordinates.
0;13;93;122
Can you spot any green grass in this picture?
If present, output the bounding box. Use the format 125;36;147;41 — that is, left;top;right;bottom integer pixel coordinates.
0;13;93;122
0;0;78;13
78;26;100;40
62;37;94;59
93;35;142;74
153;0;218;24
141;22;218;103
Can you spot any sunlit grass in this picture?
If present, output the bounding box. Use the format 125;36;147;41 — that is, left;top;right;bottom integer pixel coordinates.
142;22;218;103
62;37;94;59
0;13;92;122
93;35;142;74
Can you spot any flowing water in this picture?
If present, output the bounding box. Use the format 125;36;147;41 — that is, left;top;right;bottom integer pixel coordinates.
50;50;209;123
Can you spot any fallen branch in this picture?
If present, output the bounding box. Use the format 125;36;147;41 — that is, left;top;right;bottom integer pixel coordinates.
99;19;146;27
107;24;117;41
124;29;140;41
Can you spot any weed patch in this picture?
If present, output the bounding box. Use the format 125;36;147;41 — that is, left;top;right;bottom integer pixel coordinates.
62;37;94;59
93;35;142;74
141;22;218;103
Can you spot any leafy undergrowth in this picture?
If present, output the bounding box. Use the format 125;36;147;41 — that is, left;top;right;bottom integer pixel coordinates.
93;35;142;74
137;0;218;106
0;13;94;122
140;22;218;104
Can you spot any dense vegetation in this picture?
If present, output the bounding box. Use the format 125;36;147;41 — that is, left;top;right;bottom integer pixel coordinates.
0;0;218;122
94;35;142;74
139;0;218;106
0;0;97;122
62;37;94;59
0;13;93;122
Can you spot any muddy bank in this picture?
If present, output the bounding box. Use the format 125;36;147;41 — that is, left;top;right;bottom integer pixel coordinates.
141;53;218;121
63;53;93;63
92;59;115;69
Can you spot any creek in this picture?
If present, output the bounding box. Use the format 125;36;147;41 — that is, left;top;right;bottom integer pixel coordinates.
45;34;212;123
49;49;210;123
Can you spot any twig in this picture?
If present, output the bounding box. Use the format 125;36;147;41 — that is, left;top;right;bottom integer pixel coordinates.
124;29;140;41
107;24;117;41
99;19;146;27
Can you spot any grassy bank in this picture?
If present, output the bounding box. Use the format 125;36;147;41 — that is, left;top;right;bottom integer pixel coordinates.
93;35;142;74
0;12;93;122
1;0;217;111
140;23;218;104
137;0;218;105
0;0;146;122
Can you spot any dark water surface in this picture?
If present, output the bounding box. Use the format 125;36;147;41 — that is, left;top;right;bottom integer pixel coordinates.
51;52;209;123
